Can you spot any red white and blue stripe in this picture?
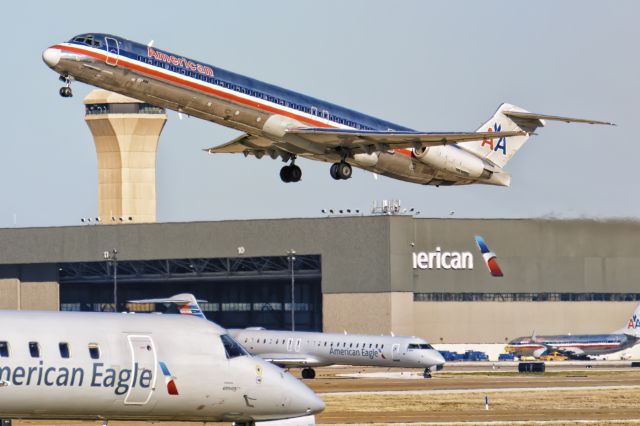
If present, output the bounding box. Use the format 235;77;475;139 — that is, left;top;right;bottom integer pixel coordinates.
474;235;503;277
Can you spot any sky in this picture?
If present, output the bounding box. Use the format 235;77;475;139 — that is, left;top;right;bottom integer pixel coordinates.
1;0;638;228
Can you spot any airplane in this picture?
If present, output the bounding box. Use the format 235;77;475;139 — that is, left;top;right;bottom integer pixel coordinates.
0;310;323;425
42;34;614;187
505;302;640;360
129;294;445;379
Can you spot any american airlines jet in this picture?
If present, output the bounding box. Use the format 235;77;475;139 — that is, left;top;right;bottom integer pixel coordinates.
0;310;323;425
506;302;640;359
130;294;445;379
42;34;613;186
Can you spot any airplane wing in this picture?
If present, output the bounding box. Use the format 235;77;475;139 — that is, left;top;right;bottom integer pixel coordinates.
256;353;328;368
205;133;274;154
284;128;527;151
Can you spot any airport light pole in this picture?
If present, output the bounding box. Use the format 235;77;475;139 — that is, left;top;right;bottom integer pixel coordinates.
103;249;118;312
286;249;296;331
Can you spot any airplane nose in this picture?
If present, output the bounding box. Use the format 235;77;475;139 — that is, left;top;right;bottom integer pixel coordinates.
42;48;61;67
286;373;325;415
431;351;446;368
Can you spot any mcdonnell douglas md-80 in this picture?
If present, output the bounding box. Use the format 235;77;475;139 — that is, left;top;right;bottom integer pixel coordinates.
0;311;323;425
506;302;640;360
43;34;613;186
130;294;445;379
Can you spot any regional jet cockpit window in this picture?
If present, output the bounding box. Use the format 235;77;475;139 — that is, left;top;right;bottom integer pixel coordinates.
220;334;249;359
70;35;102;47
408;343;435;350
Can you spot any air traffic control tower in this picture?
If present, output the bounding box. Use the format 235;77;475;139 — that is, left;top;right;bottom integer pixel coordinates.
84;90;167;224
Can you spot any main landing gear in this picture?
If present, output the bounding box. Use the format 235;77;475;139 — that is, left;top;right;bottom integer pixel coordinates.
301;367;316;379
59;75;73;98
330;161;352;180
280;162;302;183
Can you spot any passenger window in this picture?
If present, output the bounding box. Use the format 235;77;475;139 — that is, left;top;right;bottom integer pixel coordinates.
59;342;70;358
0;341;8;357
88;343;100;359
220;334;249;359
29;342;40;358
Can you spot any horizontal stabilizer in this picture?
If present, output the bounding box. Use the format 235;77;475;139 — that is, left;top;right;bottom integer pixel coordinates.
503;111;615;126
128;293;206;305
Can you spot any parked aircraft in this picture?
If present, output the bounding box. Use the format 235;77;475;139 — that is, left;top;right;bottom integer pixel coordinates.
506;302;640;359
130;294;445;379
0;310;323;425
43;34;613;187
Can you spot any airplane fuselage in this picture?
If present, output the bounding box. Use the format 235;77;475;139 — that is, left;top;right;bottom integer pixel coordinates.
42;33;503;187
0;311;322;422
230;329;445;370
506;333;638;357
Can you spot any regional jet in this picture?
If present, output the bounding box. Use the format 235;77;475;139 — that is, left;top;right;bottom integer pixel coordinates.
130;294;445;379
0;310;323;425
506;302;640;359
43;34;613;186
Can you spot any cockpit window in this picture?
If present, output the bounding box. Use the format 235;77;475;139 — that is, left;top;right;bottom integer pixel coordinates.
220;334;249;359
408;343;435;350
70;34;102;47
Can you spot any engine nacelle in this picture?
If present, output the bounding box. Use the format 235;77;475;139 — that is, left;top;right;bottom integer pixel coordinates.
533;348;547;358
352;152;379;167
413;145;492;179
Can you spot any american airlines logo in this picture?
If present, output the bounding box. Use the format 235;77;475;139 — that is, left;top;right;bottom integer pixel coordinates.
411;235;503;276
412;247;474;270
628;314;640;330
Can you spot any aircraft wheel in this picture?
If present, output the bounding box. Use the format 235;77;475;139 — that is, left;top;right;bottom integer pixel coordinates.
290;164;302;182
336;162;352;180
301;367;316;379
330;163;340;180
0;419;13;426
423;368;432;379
280;165;292;183
59;86;72;97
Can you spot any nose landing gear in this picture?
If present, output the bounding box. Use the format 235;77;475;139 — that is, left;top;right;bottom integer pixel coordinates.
423;367;432;378
59;76;73;98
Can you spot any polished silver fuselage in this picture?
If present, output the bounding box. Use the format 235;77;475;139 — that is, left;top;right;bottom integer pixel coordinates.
44;39;476;186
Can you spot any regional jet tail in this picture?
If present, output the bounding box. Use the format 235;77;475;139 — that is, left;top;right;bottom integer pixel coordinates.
131;294;445;379
43;34;614;187
0;310;323;425
506;302;640;359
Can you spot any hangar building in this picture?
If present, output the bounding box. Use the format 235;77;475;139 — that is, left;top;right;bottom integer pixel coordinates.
0;216;638;343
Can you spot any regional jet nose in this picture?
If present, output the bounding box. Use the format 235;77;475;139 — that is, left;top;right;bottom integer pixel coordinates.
285;372;325;415
42;48;61;67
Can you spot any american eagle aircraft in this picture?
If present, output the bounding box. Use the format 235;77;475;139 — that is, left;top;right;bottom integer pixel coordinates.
42;34;613;186
0;310;323;425
130;294;446;379
506;302;640;360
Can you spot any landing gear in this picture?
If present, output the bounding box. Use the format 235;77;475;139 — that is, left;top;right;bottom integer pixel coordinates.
423;368;432;379
301;367;316;379
279;163;302;183
330;161;352;180
59;75;73;98
0;419;12;426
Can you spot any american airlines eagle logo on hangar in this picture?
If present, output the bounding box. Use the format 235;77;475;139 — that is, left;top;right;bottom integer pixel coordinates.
412;236;503;277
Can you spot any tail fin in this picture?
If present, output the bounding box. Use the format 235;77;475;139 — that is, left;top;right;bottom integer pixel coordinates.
128;293;207;319
619;302;640;337
461;103;534;168
461;103;615;168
